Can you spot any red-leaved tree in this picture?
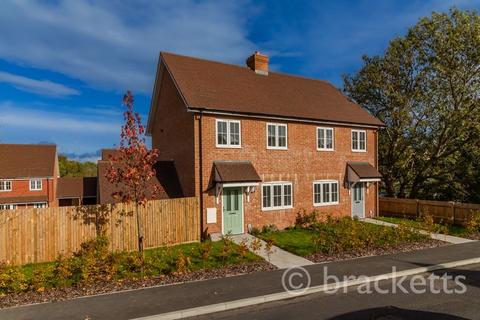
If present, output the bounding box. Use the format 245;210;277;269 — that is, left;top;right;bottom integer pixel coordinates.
105;91;159;257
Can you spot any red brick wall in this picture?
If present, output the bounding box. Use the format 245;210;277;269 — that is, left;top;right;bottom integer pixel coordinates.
151;65;196;196
0;178;57;207
195;115;379;234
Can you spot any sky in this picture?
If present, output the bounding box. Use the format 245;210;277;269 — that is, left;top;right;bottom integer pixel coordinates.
1;0;479;161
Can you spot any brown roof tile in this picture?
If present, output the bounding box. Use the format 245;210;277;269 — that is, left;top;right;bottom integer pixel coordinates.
159;52;384;127
0;195;48;204
0;144;57;179
347;162;382;179
97;160;183;204
57;177;98;199
214;161;262;183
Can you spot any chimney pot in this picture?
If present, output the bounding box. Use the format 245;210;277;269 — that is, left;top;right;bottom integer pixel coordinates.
246;51;269;75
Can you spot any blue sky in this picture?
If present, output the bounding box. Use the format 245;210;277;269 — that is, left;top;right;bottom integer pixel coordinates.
0;0;479;161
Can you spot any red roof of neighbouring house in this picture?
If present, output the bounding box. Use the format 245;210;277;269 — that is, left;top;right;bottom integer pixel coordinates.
57;177;98;199
0;144;57;179
148;52;384;132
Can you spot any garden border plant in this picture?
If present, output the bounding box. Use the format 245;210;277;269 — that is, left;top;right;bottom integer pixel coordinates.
256;210;444;263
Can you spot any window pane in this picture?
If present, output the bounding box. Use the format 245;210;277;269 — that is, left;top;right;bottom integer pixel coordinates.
359;131;366;150
226;190;232;211
217;121;228;145
318;129;325;149
326;129;333;149
230;122;240;146
331;183;338;202
278;125;286;147
323;183;330;203
267;125;276;147
283;184;292;206
263;185;271;208
273;185;282;207
234;189;239;210
314;183;321;204
352;131;358;150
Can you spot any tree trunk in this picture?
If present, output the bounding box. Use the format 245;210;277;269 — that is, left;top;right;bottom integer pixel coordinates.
136;203;144;257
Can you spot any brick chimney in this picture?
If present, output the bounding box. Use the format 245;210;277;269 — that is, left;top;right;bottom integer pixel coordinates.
246;51;269;75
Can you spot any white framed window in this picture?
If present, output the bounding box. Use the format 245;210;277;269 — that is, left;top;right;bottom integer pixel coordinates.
352;129;367;152
216;119;241;148
317;127;334;151
33;203;47;209
0;180;12;192
262;182;293;210
30;179;42;191
266;123;288;149
313;180;339;206
0;204;16;210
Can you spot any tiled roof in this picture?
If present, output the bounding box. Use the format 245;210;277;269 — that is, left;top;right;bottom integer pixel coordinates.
157;52;384;127
57;177;97;199
214;161;262;183
0;144;57;179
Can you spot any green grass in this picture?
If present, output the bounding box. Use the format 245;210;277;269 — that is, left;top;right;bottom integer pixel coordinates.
2;239;262;295
259;229;318;256
375;216;467;236
257;218;428;257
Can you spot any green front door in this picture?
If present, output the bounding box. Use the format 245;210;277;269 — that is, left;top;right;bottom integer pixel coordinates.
222;187;243;234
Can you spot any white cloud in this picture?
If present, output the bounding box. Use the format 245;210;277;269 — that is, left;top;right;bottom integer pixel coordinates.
0;0;255;93
0;71;80;97
0;101;119;134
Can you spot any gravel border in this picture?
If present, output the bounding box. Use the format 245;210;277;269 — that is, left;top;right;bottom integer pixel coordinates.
0;261;275;309
305;239;446;263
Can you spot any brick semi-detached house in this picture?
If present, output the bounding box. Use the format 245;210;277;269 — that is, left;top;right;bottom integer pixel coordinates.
0;144;59;209
147;51;384;237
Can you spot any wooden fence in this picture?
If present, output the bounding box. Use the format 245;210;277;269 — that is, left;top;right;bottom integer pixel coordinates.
379;197;480;226
0;197;200;265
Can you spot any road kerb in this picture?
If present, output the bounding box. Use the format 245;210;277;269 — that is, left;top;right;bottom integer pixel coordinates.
132;257;480;320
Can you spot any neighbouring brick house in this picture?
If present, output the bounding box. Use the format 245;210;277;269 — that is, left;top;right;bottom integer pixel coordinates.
147;51;384;237
96;149;183;204
0;144;59;209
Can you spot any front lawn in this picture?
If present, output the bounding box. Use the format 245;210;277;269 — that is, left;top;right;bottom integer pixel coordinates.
0;236;269;308
375;216;467;236
257;215;439;262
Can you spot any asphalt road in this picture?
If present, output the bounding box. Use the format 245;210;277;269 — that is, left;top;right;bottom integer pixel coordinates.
190;263;480;320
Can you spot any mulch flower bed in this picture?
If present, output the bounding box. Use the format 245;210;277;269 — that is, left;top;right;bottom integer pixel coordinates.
464;233;480;240
0;261;275;309
305;239;446;263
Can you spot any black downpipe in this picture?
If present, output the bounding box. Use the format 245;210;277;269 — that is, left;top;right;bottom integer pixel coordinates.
198;111;204;240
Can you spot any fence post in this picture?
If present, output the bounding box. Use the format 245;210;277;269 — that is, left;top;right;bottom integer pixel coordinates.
416;199;420;218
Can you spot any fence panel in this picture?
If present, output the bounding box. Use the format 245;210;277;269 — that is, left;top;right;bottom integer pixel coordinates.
379;197;480;226
0;197;200;265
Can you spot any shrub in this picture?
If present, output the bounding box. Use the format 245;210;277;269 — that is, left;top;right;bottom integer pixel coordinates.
295;209;318;229
261;224;278;234
310;216;426;254
0;264;28;294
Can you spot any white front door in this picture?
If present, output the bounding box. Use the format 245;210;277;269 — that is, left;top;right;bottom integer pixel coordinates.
351;183;365;219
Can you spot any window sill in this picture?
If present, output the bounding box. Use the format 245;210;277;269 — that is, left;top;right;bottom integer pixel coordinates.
266;147;288;150
317;148;335;152
313;202;339;207
0;190;12;192
216;145;242;149
262;206;293;212
351;149;367;153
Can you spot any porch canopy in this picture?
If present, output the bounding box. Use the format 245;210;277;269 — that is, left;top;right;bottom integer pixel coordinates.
213;161;262;186
213;161;261;203
346;162;382;184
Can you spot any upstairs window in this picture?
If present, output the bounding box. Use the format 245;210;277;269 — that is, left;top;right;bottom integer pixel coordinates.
352;130;366;152
317;127;334;151
0;204;16;210
313;181;339;206
30;179;42;191
216;119;241;148
33;203;47;209
262;182;293;210
267;123;288;149
0;180;12;192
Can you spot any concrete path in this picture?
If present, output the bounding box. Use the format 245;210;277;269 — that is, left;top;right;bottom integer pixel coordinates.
364;218;476;244
3;241;480;320
230;233;313;269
